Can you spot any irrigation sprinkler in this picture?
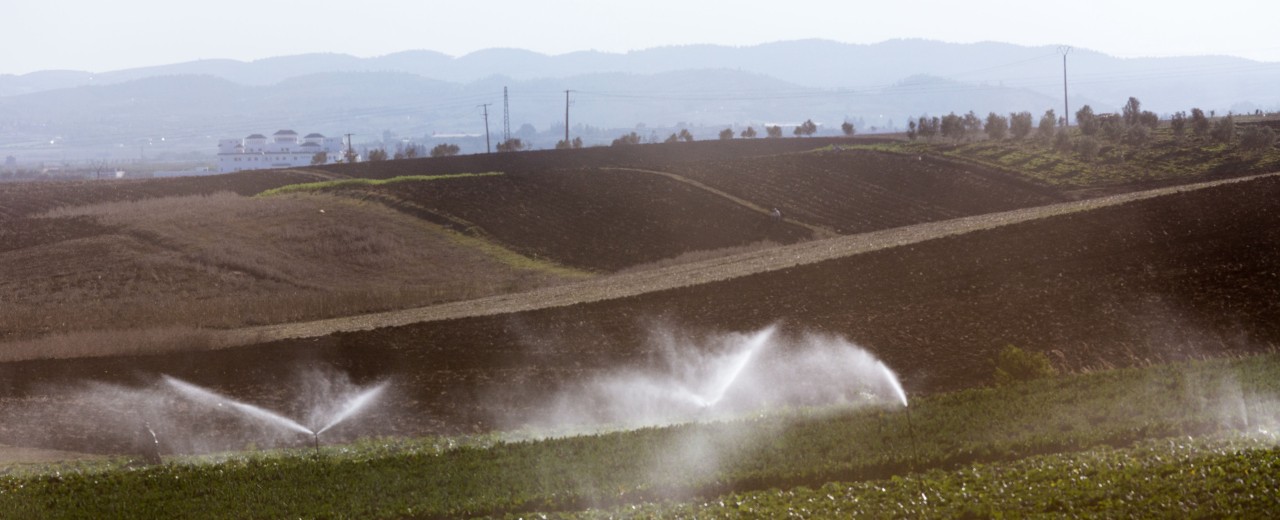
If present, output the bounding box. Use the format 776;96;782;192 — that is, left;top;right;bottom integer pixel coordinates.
140;420;163;466
162;375;388;454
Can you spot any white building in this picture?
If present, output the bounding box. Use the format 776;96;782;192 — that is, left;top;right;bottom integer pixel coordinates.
216;130;349;173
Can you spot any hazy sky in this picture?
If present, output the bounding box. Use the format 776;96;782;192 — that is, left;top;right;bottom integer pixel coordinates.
3;0;1278;75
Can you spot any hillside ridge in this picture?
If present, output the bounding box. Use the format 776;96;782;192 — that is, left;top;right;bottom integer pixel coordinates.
211;171;1278;351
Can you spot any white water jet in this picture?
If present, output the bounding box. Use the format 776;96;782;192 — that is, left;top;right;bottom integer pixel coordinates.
316;382;389;435
877;362;909;408
163;375;313;435
162;374;390;444
697;326;775;408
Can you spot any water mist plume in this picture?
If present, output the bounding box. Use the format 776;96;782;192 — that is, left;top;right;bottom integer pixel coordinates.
519;325;908;433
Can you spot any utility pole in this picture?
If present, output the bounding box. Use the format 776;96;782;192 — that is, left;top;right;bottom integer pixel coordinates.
564;90;573;146
1060;46;1072;127
344;133;356;163
502;86;511;143
478;104;492;153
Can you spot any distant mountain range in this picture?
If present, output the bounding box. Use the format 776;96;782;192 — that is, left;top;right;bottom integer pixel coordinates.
2;39;1278;162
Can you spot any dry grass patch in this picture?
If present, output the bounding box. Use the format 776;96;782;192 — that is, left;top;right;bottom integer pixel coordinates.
2;192;584;349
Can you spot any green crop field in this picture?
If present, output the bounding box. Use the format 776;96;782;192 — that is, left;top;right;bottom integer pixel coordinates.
3;354;1277;518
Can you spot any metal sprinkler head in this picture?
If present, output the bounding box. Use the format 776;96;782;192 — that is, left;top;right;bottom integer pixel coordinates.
312;432;320;453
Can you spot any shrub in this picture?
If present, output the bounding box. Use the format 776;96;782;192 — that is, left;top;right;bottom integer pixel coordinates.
984;113;1008;140
1074;136;1101;161
496;138;525;152
1211;114;1236;144
718;128;734;140
610;132;641;147
1009;112;1033;139
430;143;460;157
994;344;1057;386
1240;125;1277;155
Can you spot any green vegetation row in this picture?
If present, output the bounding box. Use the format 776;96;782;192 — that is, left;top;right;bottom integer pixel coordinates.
2;354;1277;518
256;172;503;197
561;435;1280;518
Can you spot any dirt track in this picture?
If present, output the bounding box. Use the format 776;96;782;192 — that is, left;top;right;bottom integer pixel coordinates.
216;171;1279;350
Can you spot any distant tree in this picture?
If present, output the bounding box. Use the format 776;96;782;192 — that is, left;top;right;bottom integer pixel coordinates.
742;126;758;138
961;111;982;137
1074;136;1101;161
367;148;389;161
664;133;679;144
1053;129;1071;151
719;128;735;140
1009;111;1034;139
1075;105;1098;136
907;120;918;140
678;128;695;142
1190;108;1211;137
841;121;856;136
916;116;940;140
1098;114;1125;142
766;125;783;138
940;112;965;141
573;136;583;148
984;112;1008;140
1122;97;1142;126
1124;124;1151;146
1240;125;1277;155
1211;114;1236;144
430;143;460;157
1138;110;1160;129
1169;111;1188;140
496;138;525;152
310;151;328;165
1037;109;1057;140
555;139;572;149
793;119;818;137
611;132;642;146
404;144;421;159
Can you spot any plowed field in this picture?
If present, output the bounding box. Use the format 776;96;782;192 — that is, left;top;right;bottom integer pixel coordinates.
0;169;328;220
667;149;1061;233
321;169;813;272
3;173;1276;456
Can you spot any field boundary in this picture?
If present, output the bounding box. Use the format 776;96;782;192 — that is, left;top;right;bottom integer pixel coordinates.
199;170;1279;350
602;167;840;238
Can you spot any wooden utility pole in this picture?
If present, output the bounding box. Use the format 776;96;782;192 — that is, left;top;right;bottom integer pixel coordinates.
344;133;356;163
564;90;572;146
478;104;492;153
1060;46;1072;126
502;87;511;143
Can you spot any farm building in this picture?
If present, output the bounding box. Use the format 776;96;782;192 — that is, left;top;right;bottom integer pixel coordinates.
216;130;348;173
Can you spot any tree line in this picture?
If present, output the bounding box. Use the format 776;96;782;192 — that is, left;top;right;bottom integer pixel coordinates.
906;97;1277;159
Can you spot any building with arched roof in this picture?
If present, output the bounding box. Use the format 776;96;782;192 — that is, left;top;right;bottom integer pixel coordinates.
216;130;349;173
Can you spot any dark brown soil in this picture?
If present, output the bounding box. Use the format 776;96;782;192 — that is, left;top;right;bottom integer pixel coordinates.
668;149;1062;233
3;174;1277;456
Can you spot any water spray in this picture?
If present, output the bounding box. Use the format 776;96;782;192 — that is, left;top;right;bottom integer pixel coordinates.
161;375;388;452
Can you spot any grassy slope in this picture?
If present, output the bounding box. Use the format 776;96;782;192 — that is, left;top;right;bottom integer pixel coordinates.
1;187;586;346
2;354;1277;518
856;127;1280;192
